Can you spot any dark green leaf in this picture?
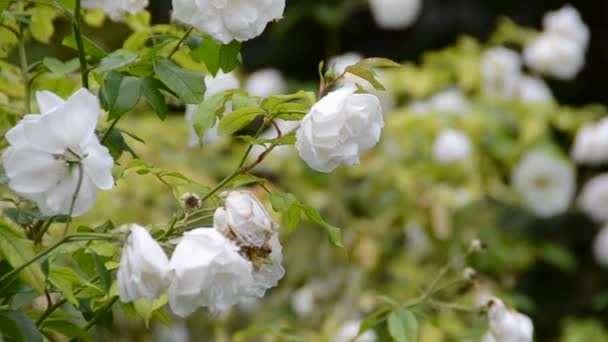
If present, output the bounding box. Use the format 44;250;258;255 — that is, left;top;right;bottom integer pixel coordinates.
103;129;138;160
141;78;168;120
3;208;39;226
0;309;43;342
218;40;241;73
62;34;107;59
87;249;111;294
191;38;241;76
387;309;418;342
99;71;142;119
218;108;265;136
153;58;205;104
41;320;92;342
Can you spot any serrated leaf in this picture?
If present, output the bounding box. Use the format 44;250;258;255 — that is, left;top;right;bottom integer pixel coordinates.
387;309;418;342
141;78;168;120
0;309;43;342
99;71;142;120
298;204;343;248
41;320;92;342
218;107;265;136
0;224;46;293
95;49;139;73
153;58;205;104
43;57;79;75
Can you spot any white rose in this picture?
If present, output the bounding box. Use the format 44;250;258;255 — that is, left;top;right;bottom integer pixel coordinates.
172;0;286;44
295;86;384;172
82;0;148;20
512;149;575;218
168;228;254;316
593;223;608;268
213;190;276;248
579;174;608;222
571;118;608;165
334;320;378;342
248;232;285;298
185;71;239;147
543;5;589;49
518;76;553;104
433;129;472;164
2;89;114;217
523;33;585;80
368;0;421;30
117;225;171;302
487;298;534;342
481;47;522;99
245;68;286;98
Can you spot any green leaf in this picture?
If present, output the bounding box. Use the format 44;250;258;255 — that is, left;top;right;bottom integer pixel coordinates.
153;58;205;104
387;309;418;342
3;208;40;226
133;293;168;328
99;71;142;119
226;174;266;188
191;38;241;76
232;92;260;110
95;49;139;73
298;204;343;248
62;34;107;59
218;108;265;136
0;224;46;293
262;91;316;114
237;134;296;146
344;64;385;90
43;57;80;75
192;93;228;143
29;6;58;43
283;205;301;233
141;78;168;120
48;267;101;306
354;57;401;69
103;129;138;160
359;307;392;336
88;249;111;294
0;309;43;342
41;320;92;342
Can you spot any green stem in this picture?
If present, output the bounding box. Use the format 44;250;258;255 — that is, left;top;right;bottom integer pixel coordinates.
18;2;30;113
0;233;115;288
72;0;89;88
167;26;193;59
62;163;84;237
100;117;121;145
35;217;55;245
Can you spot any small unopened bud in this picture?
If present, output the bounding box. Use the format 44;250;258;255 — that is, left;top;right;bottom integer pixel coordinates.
463;267;477;281
470;239;486;253
180;192;202;210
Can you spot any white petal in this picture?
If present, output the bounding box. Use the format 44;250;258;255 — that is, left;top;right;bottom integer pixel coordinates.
3;147;65;194
83;141;114;190
36;91;65;114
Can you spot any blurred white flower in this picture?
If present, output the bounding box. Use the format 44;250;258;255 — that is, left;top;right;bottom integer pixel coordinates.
481;47;522;99
512;149;575;217
168;228;254;316
172;0;285;44
334;320;378;342
571;118;608;165
185;71;240;147
433;129;472;164
82;0;148;21
404;221;432;260
153;320;190;342
523;33;585;80
593;223;608;268
487;298;534;342
579;174;608;222
295;85;384;172
290;286;315;317
245;68;286;98
480;331;497;342
368;0;421;30
543;4;590;49
214;190;276;248
518;76;553;104
329;52;363;75
2;89;114;217
117;225;170;302
421;88;470;115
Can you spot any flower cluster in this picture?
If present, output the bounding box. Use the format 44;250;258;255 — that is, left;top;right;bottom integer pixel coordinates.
117;191;284;317
2;89;114;217
523;5;589;80
82;0;149;21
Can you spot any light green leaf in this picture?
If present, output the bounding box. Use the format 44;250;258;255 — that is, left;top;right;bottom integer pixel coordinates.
95;49;139;73
298;204;343;248
141;77;168;120
153;58;205;104
43;57;80;75
193;92;228;142
133;293;168;328
191;38;241;76
0;309;43;342
388;309;418;342
0;224;46;293
41;320;92;342
218;107;265;136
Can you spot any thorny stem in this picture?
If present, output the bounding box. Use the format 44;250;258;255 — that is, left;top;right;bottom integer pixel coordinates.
72;0;89;88
17;2;30;113
168;26;194;59
63;163;84;237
